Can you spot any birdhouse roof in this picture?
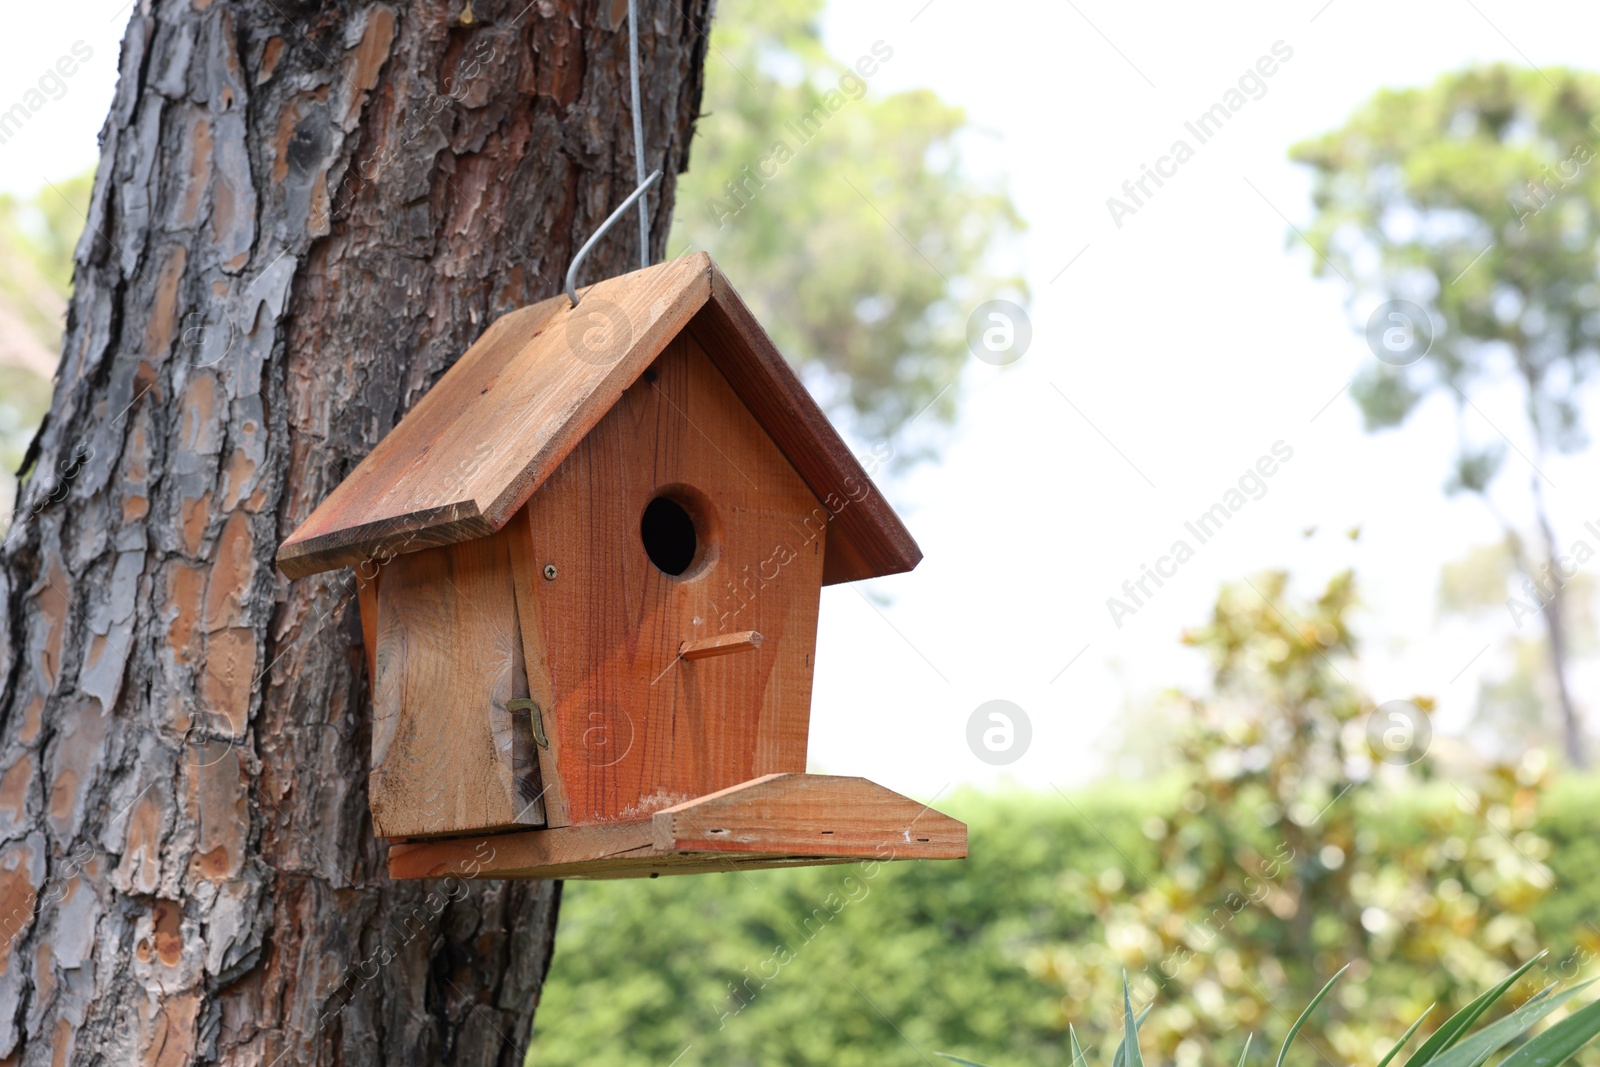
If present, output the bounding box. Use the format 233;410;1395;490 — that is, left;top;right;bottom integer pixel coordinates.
277;253;920;585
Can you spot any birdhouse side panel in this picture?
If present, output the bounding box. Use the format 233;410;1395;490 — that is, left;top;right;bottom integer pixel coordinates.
368;529;546;838
511;334;827;827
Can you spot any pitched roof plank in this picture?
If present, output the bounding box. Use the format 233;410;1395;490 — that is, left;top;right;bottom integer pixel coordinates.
689;265;921;585
279;255;712;578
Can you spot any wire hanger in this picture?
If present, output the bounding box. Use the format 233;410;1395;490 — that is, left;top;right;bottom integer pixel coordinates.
565;0;660;306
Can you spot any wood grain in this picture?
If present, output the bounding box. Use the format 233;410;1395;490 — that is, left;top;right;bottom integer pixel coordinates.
509;334;825;827
385;773;967;880
368;527;545;838
655;772;967;859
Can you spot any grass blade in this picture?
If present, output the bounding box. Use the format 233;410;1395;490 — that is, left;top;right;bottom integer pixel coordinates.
1238;1033;1255;1067
1496;997;1600;1067
1275;964;1351;1067
936;1056;994;1067
1070;1024;1088;1067
1377;1005;1438;1067
1120;973;1145;1067
1405;955;1549;1067
1425;982;1592;1067
1111;1003;1152;1067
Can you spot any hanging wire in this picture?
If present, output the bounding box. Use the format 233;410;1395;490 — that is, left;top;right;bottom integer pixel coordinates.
628;0;649;268
563;169;661;306
565;0;654;306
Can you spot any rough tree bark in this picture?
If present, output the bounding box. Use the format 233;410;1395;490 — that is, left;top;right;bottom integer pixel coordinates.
0;0;709;1061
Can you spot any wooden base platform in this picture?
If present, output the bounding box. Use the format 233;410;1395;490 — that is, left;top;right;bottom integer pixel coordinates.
386;773;967;880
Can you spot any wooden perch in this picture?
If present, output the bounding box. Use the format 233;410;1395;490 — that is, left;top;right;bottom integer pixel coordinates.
679;630;763;661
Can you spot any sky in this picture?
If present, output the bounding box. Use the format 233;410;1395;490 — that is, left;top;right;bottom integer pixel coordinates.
4;0;1600;800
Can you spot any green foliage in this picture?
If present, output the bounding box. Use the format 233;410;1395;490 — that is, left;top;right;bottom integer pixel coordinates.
530;787;1148;1067
529;777;1600;1066
1438;540;1520;616
0;367;52;481
0;171;91;296
1292;65;1600;459
0;170;87;486
668;0;1025;455
1033;572;1584;1067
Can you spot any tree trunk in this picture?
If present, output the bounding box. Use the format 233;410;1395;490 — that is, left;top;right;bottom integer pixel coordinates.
1530;471;1587;769
0;0;709;1062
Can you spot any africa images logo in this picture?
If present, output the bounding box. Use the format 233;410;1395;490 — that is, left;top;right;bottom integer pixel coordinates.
1105;40;1294;228
1105;441;1295;628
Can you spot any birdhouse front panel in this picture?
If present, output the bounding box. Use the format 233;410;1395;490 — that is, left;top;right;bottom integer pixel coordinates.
511;332;827;827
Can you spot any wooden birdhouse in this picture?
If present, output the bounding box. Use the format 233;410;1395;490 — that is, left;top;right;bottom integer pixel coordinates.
277;253;966;880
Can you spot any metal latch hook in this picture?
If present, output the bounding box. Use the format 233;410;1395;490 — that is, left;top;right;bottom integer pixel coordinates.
505;698;549;748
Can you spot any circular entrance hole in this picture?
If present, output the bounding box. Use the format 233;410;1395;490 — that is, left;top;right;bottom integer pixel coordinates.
641;497;696;575
640;488;718;579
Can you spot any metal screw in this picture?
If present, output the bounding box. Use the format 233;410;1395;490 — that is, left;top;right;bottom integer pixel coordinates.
543;564;558;581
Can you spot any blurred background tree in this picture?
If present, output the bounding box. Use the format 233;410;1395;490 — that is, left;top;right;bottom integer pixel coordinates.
1291;64;1600;768
1437;539;1600;756
0;171;90;521
667;0;1026;459
1034;568;1564;1067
